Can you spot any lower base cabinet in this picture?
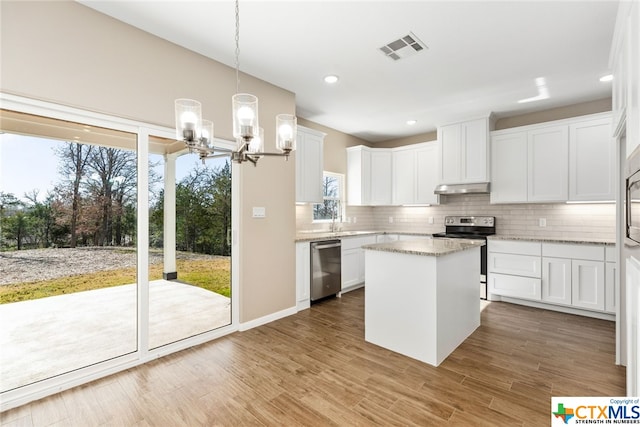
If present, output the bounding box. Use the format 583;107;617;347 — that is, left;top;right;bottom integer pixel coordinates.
489;240;614;317
341;235;377;292
295;242;311;310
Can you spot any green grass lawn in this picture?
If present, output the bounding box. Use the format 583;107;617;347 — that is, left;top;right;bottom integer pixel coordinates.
0;258;230;304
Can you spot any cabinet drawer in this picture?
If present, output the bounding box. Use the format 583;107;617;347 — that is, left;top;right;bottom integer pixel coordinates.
488;253;541;278
606;246;616;262
542;243;604;261
488;240;541;256
488;273;541;301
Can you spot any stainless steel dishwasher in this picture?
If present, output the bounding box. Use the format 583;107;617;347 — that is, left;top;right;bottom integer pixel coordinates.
310;240;341;301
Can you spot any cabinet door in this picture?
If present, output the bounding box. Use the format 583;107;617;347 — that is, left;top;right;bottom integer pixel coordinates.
416;142;440;205
606;262;617;313
341;249;361;290
346;146;371;206
569;117;614;201
490;131;528;203
295;242;311;309
461;118;488;182
295;128;324;203
528;125;569;202
439;124;461;184
392;148;416;205
370;150;392;205
572;260;605;311
542;257;572;306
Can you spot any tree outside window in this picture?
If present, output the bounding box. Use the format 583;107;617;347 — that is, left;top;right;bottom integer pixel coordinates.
313;172;345;222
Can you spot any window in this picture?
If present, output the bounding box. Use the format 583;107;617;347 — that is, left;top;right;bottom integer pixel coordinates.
313;172;345;222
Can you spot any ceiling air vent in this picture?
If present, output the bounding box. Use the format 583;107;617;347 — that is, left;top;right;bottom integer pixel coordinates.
379;32;427;61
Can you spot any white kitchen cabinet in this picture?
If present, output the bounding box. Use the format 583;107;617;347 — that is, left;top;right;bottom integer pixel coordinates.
490;239;611;316
488;240;541;301
415;142;440;205
572;259;606;311
376;234;399;243
341;235;377;292
392;146;416;205
542;257;572;306
397;234;432;241
606;261;617;313
605;245;617;314
491;113;613;204
528;125;569;202
612;22;628;137
346;145;371;206
438;117;491;184
490;131;528;203
569;117;615;201
392;141;440;205
541;243;605;311
370;150;392;205
295;241;311;311
295;126;325;204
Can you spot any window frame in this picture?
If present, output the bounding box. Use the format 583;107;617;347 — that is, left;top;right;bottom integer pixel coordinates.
312;171;346;223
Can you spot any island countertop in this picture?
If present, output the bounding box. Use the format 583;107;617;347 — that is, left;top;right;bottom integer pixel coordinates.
362;238;483;257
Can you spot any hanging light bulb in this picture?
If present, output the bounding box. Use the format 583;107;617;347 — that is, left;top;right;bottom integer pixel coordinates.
276;114;297;155
200;119;214;150
175;99;202;143
232;93;259;142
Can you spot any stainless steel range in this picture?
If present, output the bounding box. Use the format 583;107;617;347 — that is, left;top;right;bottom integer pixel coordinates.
432;216;496;299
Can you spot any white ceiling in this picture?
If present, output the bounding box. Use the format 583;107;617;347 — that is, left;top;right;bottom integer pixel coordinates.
78;0;619;143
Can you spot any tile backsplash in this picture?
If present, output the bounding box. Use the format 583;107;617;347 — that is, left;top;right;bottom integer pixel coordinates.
296;194;616;241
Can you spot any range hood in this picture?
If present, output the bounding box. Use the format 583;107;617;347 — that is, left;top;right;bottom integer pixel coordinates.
434;182;490;195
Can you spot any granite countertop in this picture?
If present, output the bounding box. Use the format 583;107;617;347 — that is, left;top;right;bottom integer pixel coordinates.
295;230;379;242
362;239;483;257
488;235;615;246
295;230;434;242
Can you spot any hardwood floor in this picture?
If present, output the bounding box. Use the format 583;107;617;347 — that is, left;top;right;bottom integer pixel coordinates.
1;289;625;426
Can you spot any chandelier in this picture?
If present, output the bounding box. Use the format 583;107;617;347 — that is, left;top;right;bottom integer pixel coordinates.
174;0;297;165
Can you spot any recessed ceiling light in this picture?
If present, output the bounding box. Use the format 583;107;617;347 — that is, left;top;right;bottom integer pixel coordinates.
599;74;613;82
406;120;417;125
324;75;339;84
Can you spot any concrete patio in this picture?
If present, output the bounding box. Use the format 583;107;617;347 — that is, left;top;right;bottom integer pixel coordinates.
0;280;231;392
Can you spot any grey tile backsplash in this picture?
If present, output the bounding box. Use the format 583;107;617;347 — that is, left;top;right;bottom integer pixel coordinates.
296;194;615;241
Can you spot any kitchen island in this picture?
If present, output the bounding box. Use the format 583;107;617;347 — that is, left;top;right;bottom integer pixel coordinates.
362;238;482;366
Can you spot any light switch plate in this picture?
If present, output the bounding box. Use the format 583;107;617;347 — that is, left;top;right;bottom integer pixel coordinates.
252;207;266;218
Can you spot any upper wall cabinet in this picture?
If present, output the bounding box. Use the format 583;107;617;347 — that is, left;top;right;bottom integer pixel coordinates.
347;145;372;206
392;141;440;205
438;117;493;184
490;132;528;203
569;118;615;201
347;142;439;206
490;113;614;204
528;125;569;202
370;149;393;205
295;126;325;204
610;0;639;156
346;146;392;206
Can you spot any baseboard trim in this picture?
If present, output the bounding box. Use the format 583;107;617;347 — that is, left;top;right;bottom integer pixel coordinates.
239;306;297;331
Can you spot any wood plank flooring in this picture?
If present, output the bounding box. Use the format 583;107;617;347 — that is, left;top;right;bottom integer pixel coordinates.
0;289;625;426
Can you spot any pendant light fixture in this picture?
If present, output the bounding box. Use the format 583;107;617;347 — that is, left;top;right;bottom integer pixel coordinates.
174;0;297;165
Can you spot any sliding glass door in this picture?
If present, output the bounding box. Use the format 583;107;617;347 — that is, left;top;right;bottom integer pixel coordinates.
147;141;232;349
0;112;138;391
